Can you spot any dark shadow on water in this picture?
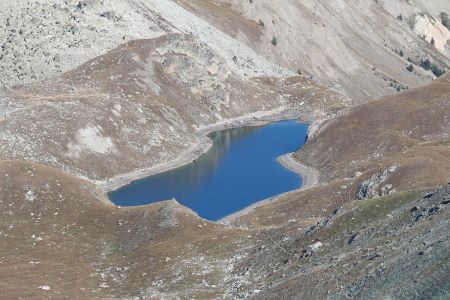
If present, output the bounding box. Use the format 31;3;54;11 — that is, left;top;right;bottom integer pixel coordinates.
109;120;309;221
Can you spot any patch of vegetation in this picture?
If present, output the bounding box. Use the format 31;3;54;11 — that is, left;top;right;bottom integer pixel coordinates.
420;58;431;71
324;191;421;236
372;68;408;91
431;64;445;77
393;49;404;57
406;64;414;72
440;12;450;30
388;78;408;92
271;36;278;46
258;19;265;27
419;58;445;77
397;14;403;21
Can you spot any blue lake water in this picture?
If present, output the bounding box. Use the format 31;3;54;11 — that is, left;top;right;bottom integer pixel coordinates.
108;120;309;221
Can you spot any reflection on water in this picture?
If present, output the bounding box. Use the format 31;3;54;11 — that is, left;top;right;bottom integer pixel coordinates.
137;126;259;192
109;120;308;221
183;126;261;187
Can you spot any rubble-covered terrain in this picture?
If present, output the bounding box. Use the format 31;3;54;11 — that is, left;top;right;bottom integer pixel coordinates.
0;0;290;88
0;0;450;299
221;73;450;298
0;34;346;181
1;0;449;100
233;186;450;299
182;0;450;99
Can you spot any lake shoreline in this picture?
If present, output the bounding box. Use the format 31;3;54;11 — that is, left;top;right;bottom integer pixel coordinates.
277;153;320;189
99;108;305;192
217;154;319;225
97;108;320;220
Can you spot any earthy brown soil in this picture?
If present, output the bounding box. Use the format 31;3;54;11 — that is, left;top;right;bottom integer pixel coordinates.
1;35;450;298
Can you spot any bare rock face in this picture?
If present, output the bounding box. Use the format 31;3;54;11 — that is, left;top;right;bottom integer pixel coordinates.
357;166;398;200
0;0;166;87
1;0;448;101
207;0;450;100
152;36;232;112
0;0;291;88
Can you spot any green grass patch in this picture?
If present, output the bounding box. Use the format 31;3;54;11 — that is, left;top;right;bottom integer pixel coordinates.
327;190;422;234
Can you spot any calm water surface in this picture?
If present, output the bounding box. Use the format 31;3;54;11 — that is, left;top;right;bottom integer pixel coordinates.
109;120;308;220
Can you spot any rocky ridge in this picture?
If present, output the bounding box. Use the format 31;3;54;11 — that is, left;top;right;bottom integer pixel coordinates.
0;33;346;181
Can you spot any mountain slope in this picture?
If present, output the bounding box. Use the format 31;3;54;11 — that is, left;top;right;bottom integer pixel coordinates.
221;74;450;299
1;1;450;299
1;65;450;300
409;0;450;17
0;34;346;181
1;0;449;101
184;0;450;99
0;0;290;88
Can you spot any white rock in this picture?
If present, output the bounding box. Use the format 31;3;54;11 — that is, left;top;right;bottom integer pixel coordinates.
25;191;35;202
67;125;115;158
310;242;323;252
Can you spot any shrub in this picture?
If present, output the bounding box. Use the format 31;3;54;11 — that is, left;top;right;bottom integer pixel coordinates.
406;64;414;72
440;12;450;30
420;59;431;70
271;36;278;46
418;58;445;77
431;65;445;77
